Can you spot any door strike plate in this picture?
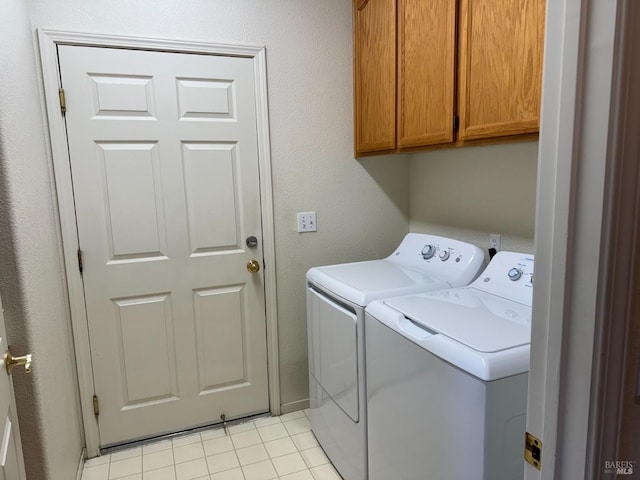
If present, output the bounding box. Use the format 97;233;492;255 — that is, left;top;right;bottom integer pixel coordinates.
524;431;542;470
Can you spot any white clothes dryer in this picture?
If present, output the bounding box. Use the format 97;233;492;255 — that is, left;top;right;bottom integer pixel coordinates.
306;233;485;480
365;251;534;480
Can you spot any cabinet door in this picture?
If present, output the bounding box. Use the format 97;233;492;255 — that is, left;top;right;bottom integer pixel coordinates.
458;0;545;140
353;0;396;156
397;0;456;148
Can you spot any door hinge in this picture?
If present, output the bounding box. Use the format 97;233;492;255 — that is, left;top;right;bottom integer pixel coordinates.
453;114;460;130
524;431;542;470
77;248;83;274
59;88;66;114
93;395;99;416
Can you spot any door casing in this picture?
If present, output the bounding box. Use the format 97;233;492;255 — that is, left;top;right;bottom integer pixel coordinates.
38;29;280;457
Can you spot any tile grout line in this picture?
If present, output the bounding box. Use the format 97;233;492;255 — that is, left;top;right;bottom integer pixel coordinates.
83;410;337;480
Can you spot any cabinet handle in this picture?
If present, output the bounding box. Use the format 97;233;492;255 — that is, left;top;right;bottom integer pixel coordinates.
357;0;371;11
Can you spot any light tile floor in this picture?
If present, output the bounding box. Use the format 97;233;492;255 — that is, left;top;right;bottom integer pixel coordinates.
81;410;343;480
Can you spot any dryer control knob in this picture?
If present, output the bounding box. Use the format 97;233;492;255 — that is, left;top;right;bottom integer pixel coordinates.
508;267;523;281
421;245;436;260
439;250;450;261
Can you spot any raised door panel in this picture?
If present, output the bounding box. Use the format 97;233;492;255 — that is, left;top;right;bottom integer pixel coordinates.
112;293;178;407
181;142;241;254
458;0;545;140
193;286;248;392
397;0;456;148
353;0;396;156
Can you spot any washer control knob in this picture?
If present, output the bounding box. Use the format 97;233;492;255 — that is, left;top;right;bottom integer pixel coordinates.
421;245;436;260
508;267;523;281
439;250;450;261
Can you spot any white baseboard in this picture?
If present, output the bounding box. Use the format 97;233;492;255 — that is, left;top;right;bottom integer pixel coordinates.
280;398;309;414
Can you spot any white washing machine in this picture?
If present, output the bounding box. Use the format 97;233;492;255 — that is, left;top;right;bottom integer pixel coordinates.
306;233;485;480
365;251;534;480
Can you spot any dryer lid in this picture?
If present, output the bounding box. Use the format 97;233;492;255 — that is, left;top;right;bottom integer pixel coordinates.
307;260;445;306
383;288;531;353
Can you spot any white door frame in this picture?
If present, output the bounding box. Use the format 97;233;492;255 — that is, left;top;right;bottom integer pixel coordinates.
525;0;586;477
588;0;640;471
37;29;280;457
527;0;625;478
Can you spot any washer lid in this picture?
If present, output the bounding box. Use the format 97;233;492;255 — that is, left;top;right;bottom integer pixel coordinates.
307;260;444;307
383;288;531;353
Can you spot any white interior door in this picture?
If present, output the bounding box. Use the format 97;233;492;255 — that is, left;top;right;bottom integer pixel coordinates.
58;45;269;446
0;297;27;480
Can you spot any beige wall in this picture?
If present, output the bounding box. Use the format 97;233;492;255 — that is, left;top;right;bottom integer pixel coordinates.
0;2;84;479
409;142;538;258
2;2;539;475
0;0;409;472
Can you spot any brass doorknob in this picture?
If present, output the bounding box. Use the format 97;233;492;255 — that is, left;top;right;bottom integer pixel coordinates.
5;349;33;375
247;260;261;273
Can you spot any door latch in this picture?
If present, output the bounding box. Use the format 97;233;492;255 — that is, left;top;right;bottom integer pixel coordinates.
524;431;542;470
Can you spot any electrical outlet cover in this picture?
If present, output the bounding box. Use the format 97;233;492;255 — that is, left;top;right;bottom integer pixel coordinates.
489;234;501;251
297;212;317;232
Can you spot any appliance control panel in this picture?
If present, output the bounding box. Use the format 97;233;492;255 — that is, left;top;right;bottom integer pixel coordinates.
421;244;454;262
471;251;535;306
387;233;485;288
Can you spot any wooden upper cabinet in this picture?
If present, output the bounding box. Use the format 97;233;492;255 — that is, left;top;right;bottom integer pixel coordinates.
397;0;456;148
457;0;546;140
353;0;545;156
353;0;396;156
